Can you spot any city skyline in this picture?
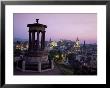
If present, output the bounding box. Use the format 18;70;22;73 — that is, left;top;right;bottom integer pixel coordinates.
14;13;97;44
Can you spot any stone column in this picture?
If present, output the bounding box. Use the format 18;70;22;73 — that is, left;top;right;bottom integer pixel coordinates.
43;31;45;49
29;31;31;50
66;57;69;64
32;32;35;49
38;61;41;72
41;32;43;49
51;59;54;70
22;61;25;72
41;31;45;49
36;31;40;50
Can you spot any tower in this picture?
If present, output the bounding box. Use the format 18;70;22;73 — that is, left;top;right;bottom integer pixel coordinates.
74;37;80;53
82;40;86;55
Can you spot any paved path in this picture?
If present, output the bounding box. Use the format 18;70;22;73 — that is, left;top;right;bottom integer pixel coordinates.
14;63;62;75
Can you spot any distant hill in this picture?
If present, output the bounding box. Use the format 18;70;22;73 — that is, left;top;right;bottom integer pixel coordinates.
14;38;28;42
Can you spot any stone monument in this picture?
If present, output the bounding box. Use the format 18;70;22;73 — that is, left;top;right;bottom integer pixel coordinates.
19;19;54;72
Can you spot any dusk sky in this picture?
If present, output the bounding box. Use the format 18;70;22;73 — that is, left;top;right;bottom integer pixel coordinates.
14;13;97;44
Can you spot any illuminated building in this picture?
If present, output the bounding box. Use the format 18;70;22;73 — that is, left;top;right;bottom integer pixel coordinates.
16;44;21;50
51;41;57;47
74;37;80;52
49;41;57;49
15;42;29;51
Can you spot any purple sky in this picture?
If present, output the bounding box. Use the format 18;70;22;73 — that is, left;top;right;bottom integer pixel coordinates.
14;13;97;44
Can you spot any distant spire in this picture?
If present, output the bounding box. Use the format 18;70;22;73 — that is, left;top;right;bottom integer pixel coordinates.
83;40;86;54
83;40;86;48
84;40;85;45
76;37;79;41
49;38;52;42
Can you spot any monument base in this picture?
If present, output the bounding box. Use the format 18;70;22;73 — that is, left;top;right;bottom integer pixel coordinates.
16;53;54;72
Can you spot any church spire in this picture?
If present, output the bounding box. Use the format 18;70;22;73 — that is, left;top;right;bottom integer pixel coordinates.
83;40;86;48
76;36;79;41
82;40;86;55
49;38;52;42
84;40;85;46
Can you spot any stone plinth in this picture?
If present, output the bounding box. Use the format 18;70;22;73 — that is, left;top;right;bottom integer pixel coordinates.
26;55;48;63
